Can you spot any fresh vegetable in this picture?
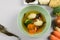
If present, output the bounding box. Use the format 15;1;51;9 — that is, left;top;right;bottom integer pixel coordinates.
49;30;60;40
53;31;60;39
55;13;60;16
50;14;60;40
34;19;43;26
55;16;60;27
27;24;37;34
49;0;60;8
24;19;33;26
28;13;36;19
50;35;60;40
55;27;60;32
38;0;50;4
53;6;60;16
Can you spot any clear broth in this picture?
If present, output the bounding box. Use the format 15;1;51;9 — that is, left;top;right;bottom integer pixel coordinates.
22;10;46;34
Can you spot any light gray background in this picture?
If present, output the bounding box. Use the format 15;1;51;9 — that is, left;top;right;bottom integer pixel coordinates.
0;0;53;40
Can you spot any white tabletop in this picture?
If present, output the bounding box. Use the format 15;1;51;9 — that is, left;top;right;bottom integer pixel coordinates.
0;0;53;40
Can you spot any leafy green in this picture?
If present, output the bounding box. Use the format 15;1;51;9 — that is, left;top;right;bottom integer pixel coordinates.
53;6;60;16
24;19;33;26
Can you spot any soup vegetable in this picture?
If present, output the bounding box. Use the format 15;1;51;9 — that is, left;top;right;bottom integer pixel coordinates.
22;11;46;34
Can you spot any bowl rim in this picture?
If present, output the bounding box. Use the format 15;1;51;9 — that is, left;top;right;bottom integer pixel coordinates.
17;5;51;37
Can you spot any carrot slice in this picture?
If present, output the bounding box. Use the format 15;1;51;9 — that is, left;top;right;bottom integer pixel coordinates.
28;24;36;29
53;31;60;39
50;35;60;40
27;24;37;34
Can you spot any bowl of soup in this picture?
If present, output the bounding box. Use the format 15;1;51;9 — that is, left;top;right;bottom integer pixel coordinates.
17;5;51;37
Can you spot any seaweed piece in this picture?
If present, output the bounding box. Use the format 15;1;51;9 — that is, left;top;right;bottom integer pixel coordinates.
36;14;40;19
24;19;33;26
0;24;21;40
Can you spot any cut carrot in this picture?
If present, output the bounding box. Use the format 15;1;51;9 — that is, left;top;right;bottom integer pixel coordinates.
50;35;60;40
53;31;60;39
28;28;37;34
27;24;37;34
28;24;36;29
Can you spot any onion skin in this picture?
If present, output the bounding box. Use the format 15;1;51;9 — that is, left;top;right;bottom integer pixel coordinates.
55;16;60;27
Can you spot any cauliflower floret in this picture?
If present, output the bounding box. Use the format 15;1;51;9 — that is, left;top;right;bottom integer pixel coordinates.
28;13;36;19
38;0;50;4
49;0;60;7
34;19;43;26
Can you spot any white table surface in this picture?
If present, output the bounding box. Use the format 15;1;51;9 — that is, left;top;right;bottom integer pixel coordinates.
0;0;53;40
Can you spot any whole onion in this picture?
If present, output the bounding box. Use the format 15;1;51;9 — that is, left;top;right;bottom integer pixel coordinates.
55;16;60;27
